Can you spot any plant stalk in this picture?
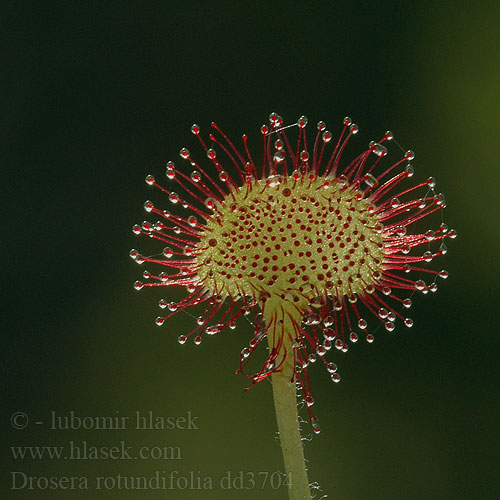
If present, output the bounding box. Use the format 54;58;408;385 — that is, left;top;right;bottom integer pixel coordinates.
271;371;312;500
265;302;312;500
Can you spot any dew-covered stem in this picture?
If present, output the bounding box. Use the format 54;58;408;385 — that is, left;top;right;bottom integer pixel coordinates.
271;371;312;500
266;304;312;500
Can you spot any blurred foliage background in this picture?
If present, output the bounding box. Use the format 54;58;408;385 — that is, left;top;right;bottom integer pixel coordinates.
2;1;499;499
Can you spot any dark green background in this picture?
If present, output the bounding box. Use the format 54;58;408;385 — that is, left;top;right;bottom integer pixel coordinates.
3;1;499;499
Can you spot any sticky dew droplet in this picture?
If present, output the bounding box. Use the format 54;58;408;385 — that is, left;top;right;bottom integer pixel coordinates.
358;318;367;329
423;250;433;262
415;280;426;291
324;328;335;341
327;362;337;373
322;130;332;143
169;192;180;204
163;247;174;258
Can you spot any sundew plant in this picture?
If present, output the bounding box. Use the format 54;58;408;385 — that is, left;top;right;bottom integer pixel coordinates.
131;113;454;499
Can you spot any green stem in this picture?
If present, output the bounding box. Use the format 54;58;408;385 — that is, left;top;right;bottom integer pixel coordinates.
265;300;312;500
271;371;312;500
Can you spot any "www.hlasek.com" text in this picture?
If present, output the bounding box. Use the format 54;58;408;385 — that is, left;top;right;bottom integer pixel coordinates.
11;441;181;460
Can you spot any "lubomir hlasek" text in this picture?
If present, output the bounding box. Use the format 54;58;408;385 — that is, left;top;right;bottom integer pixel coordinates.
49;411;199;430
